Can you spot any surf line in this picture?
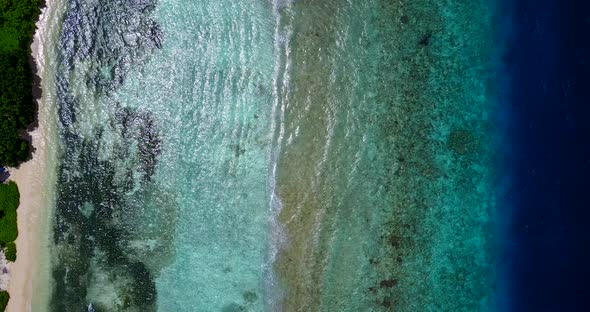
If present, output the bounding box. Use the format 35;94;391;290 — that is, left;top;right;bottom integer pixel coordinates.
265;0;295;309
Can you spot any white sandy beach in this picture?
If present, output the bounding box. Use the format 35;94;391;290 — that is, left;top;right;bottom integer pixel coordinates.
6;140;51;312
4;1;60;311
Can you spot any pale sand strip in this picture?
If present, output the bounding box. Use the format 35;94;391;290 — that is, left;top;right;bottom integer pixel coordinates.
6;1;60;311
6;147;51;312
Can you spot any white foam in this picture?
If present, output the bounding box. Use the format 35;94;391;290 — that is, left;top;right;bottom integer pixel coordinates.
265;0;295;309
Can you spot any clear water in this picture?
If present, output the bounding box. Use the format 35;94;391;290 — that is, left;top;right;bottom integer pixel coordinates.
45;0;498;311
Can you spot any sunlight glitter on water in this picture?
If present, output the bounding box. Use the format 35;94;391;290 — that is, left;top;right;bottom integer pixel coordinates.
44;0;499;311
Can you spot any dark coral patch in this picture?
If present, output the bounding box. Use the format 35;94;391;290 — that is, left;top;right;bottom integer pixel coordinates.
380;279;398;288
242;290;258;303
221;303;246;312
388;235;401;248
418;32;433;46
447;128;479;156
381;298;392;308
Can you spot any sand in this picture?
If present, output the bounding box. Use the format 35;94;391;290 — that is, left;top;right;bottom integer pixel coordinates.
5;2;59;311
5;148;51;312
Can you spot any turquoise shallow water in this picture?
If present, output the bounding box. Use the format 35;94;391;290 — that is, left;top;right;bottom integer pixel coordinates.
52;0;275;310
46;0;498;311
273;0;497;310
138;1;276;310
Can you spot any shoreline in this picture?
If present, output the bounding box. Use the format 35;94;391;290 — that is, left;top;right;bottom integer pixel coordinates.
5;1;58;311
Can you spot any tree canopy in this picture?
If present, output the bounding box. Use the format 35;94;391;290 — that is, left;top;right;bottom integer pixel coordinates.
0;0;41;166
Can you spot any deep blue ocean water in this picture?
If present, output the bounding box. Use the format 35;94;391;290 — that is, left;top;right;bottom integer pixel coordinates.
499;0;590;310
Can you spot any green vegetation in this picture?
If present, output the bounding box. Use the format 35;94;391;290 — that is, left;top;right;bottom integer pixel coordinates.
0;1;40;307
0;0;41;167
0;291;8;312
0;181;19;264
3;242;15;261
0;181;19;244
